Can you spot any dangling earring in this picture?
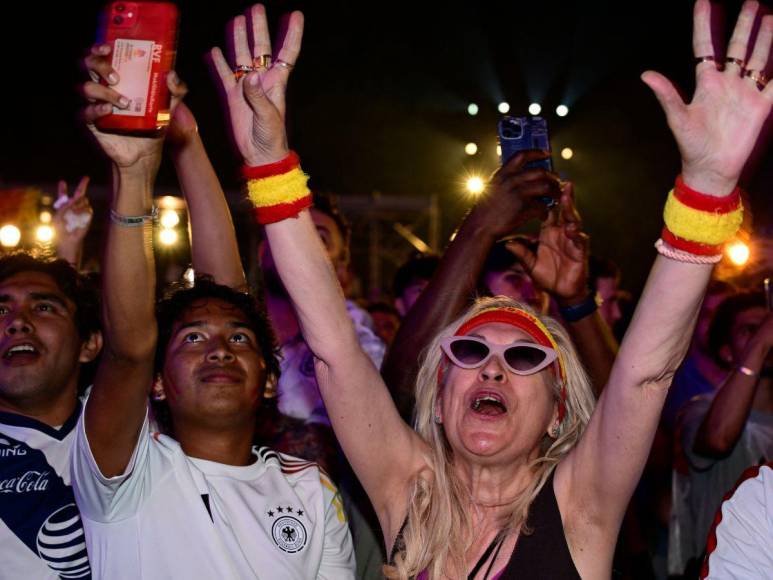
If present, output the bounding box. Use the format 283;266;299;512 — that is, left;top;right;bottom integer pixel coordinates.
434;413;442;425
550;425;559;438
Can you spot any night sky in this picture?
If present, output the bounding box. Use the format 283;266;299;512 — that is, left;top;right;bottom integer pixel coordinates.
1;0;768;295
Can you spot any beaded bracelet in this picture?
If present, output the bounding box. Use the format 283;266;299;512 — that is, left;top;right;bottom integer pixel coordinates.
654;238;723;264
243;151;312;224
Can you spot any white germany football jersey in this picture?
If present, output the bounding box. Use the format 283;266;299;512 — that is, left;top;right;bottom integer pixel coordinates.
71;408;355;579
0;403;91;579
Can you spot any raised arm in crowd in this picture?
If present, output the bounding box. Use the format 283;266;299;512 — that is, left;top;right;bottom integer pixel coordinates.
218;1;773;577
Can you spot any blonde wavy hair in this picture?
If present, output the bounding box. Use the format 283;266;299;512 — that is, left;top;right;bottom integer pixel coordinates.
384;297;596;579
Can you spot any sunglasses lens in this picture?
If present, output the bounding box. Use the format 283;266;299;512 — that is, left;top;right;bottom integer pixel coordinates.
449;339;489;365
504;345;547;372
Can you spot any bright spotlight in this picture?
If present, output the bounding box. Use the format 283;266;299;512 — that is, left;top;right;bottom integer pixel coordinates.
36;225;55;243
39;211;52;224
498;102;510;114
556;104;569;117
726;240;750;266
467;103;479;116
496;144;502;158
159;228;178;246
160;209;180;229
465;142;478;156
561;147;574;160
466;176;485;195
0;225;21;248
528;103;542;115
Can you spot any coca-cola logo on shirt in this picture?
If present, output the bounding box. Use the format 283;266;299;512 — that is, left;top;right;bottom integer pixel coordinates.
0;470;50;493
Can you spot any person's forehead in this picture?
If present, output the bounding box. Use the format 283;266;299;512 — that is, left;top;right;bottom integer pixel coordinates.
466;322;534;343
0;271;72;304
173;298;250;328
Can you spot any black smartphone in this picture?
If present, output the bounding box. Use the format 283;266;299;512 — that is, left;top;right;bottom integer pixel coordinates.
497;116;556;207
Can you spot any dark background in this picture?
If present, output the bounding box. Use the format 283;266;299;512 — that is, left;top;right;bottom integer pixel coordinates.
1;0;769;295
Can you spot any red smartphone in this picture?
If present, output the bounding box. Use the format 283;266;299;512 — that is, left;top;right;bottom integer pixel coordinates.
95;1;179;133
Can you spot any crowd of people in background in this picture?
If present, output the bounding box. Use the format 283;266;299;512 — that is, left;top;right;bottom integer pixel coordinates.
1;1;772;579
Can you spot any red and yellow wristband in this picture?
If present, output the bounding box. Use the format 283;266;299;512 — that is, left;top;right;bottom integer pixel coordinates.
660;175;743;259
243;151;312;224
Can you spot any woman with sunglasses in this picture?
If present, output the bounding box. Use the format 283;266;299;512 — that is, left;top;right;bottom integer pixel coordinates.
214;1;773;577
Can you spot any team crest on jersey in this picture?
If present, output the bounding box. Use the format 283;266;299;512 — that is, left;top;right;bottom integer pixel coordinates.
267;505;308;553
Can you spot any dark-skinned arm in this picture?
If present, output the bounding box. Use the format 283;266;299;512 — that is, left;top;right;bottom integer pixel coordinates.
167;102;247;289
509;187;618;394
381;151;561;418
694;313;773;457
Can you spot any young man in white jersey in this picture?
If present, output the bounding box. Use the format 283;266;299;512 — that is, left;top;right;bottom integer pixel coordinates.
0;254;102;579
70;9;355;579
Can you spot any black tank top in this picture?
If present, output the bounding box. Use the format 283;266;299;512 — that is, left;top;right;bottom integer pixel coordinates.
389;470;581;579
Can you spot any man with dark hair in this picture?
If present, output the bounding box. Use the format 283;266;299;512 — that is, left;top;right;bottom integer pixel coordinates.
0;253;102;578
480;237;550;314
71;27;354;578
669;290;773;576
366;301;401;346
150;277;282;433
588;255;625;330
392;253;439;316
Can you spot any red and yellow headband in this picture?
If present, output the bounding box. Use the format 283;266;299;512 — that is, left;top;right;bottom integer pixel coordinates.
439;307;568;423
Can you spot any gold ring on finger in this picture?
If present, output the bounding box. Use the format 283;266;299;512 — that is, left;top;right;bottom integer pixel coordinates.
745;69;768;89
253;54;272;69
273;59;295;70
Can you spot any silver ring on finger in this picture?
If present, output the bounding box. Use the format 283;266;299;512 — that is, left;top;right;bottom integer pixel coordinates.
745;69;768;89
253;54;272;69
725;57;746;72
233;64;255;81
273;59;295;70
88;70;101;83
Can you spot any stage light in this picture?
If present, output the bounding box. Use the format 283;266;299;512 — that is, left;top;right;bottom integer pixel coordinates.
36;225;54;243
561;147;574;160
556;105;569;117
528;103;542;115
726;240;750;266
467;103;479;116
496;144;502;157
466;176;485;195
0;225;21;248
465;142;478;156
160;209;180;229
498;102;510;114
159;229;178;246
183;267;195;285
39;211;52;224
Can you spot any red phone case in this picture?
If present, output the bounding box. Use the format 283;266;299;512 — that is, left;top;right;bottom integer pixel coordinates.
95;1;179;133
